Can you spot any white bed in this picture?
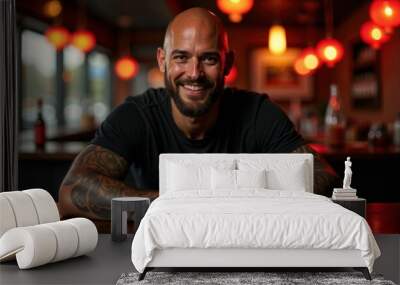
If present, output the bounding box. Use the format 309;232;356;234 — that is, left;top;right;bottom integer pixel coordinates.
131;154;380;280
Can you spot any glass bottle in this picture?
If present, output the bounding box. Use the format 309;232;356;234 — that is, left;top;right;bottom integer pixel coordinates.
324;84;346;148
368;122;389;148
34;98;46;148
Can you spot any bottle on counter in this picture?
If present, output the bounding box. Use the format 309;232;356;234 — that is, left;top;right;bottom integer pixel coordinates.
324;84;346;148
288;99;302;131
368;122;389;148
394;112;400;147
34;98;46;148
300;109;319;139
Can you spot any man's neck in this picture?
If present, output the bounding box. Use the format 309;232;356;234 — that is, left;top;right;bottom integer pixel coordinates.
171;99;221;140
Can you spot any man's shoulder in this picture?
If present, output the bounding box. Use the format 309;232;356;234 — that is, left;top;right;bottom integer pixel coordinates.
124;88;168;109
227;88;272;104
226;88;279;113
225;88;290;125
105;88;167;122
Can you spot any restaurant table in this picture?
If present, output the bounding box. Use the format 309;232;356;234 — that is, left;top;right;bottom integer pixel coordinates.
0;234;134;285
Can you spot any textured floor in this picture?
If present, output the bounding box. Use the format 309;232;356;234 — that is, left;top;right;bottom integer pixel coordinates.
117;271;396;285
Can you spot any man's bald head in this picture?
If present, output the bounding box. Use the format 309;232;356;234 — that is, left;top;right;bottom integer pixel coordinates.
163;8;229;54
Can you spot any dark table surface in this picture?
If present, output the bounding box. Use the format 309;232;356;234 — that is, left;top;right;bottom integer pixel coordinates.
0;234;134;285
1;233;398;284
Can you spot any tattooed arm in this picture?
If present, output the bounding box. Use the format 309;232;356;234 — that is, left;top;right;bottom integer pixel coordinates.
292;144;339;196
58;144;158;220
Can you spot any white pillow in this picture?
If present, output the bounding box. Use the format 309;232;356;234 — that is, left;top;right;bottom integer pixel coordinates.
211;169;267;190
266;164;306;191
166;160;235;191
211;168;236;189
238;159;308;192
237;169;267;188
167;162;209;191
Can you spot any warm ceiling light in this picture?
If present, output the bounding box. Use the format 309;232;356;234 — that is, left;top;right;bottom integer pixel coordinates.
370;0;400;32
323;46;337;60
45;26;70;51
300;48;320;71
384;5;394;16
225;65;238;85
217;0;254;23
294;57;311;76
115;56;139;80
316;38;344;67
71;29;96;53
304;54;319;70
360;21;391;49
268;25;287;55
372;27;383;40
43;0;62;18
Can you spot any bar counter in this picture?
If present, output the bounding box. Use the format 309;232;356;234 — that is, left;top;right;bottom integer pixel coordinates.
19;141;400;201
20;141;400;160
19;141;88;161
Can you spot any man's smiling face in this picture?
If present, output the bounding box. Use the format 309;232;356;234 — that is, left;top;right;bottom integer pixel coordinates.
157;10;232;117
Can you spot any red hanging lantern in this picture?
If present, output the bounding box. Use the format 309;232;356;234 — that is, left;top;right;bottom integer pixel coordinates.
370;0;400;32
294;48;320;76
71;29;96;53
316;38;344;67
217;0;254;23
360;21;391;49
225;65;238;85
115;56;139;80
45;26;70;51
299;47;320;72
43;0;63;18
293;56;312;76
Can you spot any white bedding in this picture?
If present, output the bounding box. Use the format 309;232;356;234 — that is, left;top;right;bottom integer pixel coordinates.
131;190;380;273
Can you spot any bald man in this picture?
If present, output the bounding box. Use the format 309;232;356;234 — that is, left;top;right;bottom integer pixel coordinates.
58;8;338;220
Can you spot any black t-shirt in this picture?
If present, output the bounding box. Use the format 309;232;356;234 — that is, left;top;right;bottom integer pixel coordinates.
91;88;304;190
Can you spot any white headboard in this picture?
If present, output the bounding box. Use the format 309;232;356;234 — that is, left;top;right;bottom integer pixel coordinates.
159;153;314;195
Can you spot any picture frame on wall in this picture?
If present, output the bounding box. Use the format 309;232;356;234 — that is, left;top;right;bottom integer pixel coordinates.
250;48;313;101
351;41;381;110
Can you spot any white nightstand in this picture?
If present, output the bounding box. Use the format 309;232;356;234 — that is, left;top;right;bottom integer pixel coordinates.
331;198;366;218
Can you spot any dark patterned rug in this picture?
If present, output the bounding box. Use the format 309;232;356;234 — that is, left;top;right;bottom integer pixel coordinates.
116;271;396;285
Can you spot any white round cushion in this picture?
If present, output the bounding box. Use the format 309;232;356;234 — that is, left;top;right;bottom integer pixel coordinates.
0;191;39;227
0;196;17;237
23;189;60;224
0;189;60;239
42;221;79;262
0;218;98;269
65;218;98;257
0;226;57;269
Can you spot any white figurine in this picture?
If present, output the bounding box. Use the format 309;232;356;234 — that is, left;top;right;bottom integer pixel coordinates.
343;157;353;189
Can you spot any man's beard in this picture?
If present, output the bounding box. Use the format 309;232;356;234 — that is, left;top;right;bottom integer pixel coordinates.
164;70;224;118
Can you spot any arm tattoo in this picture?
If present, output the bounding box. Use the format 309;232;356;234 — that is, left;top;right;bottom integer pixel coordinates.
292;144;339;196
62;145;157;219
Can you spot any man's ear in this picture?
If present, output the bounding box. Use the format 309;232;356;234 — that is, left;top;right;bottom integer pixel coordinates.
157;47;166;73
223;50;235;76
